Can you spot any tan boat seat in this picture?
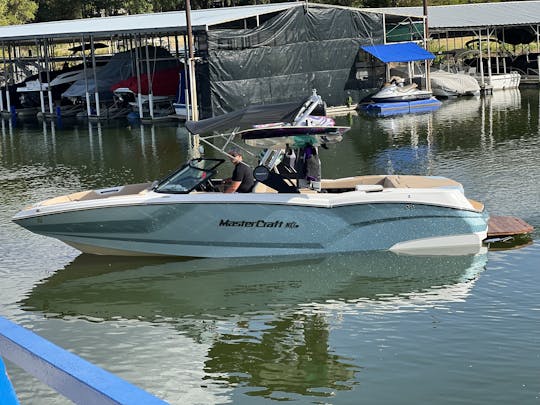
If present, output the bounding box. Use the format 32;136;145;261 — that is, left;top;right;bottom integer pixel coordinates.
382;175;462;189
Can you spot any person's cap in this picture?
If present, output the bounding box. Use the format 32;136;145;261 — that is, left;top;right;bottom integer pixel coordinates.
229;149;242;157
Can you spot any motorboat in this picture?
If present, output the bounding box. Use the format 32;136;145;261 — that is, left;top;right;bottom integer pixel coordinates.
14;64;104;119
484;71;521;90
12;92;489;257
62;46;178;103
430;70;480;97
111;67;180;118
371;77;433;103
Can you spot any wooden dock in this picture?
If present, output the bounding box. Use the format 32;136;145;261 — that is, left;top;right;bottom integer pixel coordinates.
487;216;534;238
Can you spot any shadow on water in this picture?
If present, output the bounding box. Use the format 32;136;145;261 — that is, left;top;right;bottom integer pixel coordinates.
20;250;488;400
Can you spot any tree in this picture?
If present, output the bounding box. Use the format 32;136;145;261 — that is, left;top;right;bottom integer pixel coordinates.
0;0;38;25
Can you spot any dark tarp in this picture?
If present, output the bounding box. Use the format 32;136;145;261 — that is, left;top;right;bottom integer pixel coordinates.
204;6;383;114
361;42;435;63
496;27;536;45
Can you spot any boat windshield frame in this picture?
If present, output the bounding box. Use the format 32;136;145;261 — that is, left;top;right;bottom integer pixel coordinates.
153;158;224;194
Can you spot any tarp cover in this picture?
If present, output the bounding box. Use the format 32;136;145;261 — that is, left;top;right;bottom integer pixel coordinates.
62;46;177;100
111;67;181;96
361;42;435;63
205;6;383;114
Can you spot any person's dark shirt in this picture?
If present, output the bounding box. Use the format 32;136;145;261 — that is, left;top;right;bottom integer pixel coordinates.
231;163;255;193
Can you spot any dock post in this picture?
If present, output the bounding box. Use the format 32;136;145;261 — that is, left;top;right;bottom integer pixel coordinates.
0;43;4;112
476;30;485;89
34;40;46;115
5;44;13;114
1;42;6;113
145;40;155;120
90;36;100;118
537;56;540;84
81;37;92;118
185;0;199;121
486;29;493;87
44;39;54;116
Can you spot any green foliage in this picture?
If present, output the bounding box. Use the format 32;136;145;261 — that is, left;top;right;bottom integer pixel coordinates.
36;0;83;21
29;0;507;23
0;0;38;25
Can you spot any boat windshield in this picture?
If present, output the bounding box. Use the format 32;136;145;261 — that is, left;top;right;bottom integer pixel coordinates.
154;158;224;194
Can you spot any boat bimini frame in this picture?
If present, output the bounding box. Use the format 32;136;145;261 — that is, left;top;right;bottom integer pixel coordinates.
185;90;350;192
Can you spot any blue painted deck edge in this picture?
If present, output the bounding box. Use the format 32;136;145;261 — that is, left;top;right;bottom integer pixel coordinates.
0;356;19;405
0;316;168;404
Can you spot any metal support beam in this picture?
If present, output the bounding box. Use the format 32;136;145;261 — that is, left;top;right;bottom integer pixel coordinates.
44;39;54;115
35;39;46;114
486;28;493;86
135;36;144;119
145;38;154;119
81;36;92;118
185;0;199;121
90;36;100;117
6;44;12;113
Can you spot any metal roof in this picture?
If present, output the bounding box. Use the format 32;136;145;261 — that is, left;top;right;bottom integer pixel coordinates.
0;3;302;42
368;1;540;31
361;42;435;63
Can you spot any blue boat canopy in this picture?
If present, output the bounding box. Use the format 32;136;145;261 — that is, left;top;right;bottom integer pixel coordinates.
361;42;435;63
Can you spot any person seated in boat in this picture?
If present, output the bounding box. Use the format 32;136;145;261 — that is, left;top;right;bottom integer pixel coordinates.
224;150;255;193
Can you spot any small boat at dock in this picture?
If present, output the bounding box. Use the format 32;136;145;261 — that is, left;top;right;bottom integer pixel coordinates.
370;77;433;103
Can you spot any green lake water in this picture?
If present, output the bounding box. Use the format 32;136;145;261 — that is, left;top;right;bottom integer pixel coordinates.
0;88;539;404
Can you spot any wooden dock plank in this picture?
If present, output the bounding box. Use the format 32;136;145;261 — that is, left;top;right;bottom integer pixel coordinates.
487;216;534;237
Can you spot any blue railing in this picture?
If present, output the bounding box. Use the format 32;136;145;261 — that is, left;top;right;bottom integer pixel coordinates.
0;316;168;404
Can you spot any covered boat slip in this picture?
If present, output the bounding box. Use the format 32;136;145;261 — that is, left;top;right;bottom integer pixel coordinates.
0;4;304;120
371;2;540;89
0;3;430;120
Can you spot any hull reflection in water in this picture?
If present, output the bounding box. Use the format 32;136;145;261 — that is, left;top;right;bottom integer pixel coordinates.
22;250;488;400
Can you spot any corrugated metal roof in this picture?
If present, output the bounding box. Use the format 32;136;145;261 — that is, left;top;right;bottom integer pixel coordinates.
0;3;301;41
369;1;540;30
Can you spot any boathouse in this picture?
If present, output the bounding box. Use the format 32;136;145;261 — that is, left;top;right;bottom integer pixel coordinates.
0;3;424;119
371;1;540;88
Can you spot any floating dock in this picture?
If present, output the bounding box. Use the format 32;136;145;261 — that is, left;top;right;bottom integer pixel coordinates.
487;216;534;238
360;97;442;117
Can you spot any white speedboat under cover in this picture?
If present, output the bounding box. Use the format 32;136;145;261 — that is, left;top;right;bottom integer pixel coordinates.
13;93;488;257
430;70;481;97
